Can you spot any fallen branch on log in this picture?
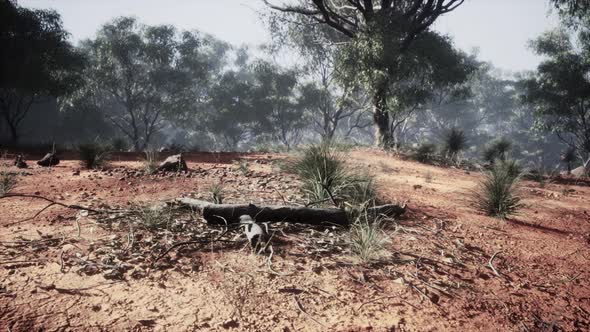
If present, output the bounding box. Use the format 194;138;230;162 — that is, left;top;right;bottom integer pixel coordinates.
175;198;406;225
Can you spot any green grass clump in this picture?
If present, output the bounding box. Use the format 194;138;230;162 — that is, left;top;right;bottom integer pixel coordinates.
78;143;111;169
287;144;376;207
474;161;522;219
207;182;224;204
348;213;389;263
414;143;437;163
135;204;171;230
0;171;17;196
482;138;512;164
443;127;467;163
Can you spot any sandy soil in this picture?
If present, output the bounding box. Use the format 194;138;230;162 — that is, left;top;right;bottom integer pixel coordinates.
1;149;589;331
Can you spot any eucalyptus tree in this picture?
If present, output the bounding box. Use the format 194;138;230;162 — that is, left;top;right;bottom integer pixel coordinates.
83;17;228;151
522;26;590;166
265;0;465;147
0;0;85;142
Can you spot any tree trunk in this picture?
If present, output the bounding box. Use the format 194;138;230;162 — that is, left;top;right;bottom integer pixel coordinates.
373;87;391;148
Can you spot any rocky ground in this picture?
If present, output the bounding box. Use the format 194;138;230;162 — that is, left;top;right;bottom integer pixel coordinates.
1;149;589;331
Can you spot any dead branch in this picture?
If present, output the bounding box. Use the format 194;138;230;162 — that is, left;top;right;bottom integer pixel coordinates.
175;198;406;225
488;250;503;277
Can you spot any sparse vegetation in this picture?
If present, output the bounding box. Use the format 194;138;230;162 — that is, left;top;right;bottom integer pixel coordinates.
0;171;18;196
235;159;250;175
78;143;111;169
483;138;512;164
443;127;467;164
561;147;577;174
348;213;389;263
110;138;129;152
207;182;224;204
287;144;376;207
142;150;159;174
414;142;437;163
474;161;522;219
134;204;171;229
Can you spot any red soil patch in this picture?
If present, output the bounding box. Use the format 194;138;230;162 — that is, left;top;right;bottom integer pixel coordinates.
1;149;589;331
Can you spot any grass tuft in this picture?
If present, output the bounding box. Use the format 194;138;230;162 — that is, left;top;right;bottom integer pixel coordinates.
207;182;224;204
78;143;111;169
348;213;389;263
0;171;17;196
443;127;466;164
474;161;522;219
287;144;376;207
142;151;159;174
414;143;437;163
135;204;171;230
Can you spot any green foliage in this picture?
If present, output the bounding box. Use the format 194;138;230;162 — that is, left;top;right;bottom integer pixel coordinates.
0;1;85;142
348;213;389;263
287;144;376;207
474;162;522;219
142;151;159;175
207;182;224;204
0;171;18;197
482;138;512;163
414;143;437;163
522;26;590;158
110;138;128;152
443;127;467;162
78;143;111;169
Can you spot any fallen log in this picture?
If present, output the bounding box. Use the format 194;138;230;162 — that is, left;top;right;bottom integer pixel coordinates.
175;198;406;226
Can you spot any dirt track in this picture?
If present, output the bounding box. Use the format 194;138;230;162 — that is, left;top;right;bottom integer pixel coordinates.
1;149;589;331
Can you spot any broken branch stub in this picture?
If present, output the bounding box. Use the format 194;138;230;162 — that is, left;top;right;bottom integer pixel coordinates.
175;198;406;226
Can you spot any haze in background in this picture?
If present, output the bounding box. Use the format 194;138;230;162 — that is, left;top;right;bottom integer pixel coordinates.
18;0;559;71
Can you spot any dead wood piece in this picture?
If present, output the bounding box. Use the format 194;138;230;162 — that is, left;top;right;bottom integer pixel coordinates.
14;154;27;168
37;153;60;167
157;154;188;172
175;198;406;225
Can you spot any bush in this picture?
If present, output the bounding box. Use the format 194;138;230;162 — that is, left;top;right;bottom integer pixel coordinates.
560;147;577;174
78;143;111;169
142;150;159;174
0;171;17;196
110;138;129;152
414;143;437;163
443;127;467;163
349;213;389;263
287;144;376;207
474;162;522;219
500;159;522;180
483;138;512;164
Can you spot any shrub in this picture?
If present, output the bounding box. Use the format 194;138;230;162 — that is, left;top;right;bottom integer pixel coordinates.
287;144;376;207
443;127;467;163
414;143;437;163
234;159;250;175
349;213;389;263
560;147;577;174
474;162;522;219
110;138;129;152
0;171;17;196
483;138;512;164
207;182;224;204
142;150;159;174
78;143;111;169
500;159;522;180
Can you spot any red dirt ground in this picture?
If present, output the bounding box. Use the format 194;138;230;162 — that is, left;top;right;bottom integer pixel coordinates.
1;149;589;331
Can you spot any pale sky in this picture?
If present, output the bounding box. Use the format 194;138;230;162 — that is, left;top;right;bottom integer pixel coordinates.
19;0;560;72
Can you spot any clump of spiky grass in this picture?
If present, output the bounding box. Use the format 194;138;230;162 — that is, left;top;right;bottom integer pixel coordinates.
207;182;224;204
414;142;437;163
142;150;159;174
348;212;389;263
78;143;111;169
0;171;17;196
443;127;467;163
234;159;249;175
287;144;376;207
474;161;522;219
135;204;171;230
482;138;512;164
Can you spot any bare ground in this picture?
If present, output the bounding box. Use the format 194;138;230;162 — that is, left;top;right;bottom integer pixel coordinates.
1;149;589;331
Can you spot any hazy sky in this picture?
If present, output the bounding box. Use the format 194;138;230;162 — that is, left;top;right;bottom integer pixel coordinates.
19;0;560;72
